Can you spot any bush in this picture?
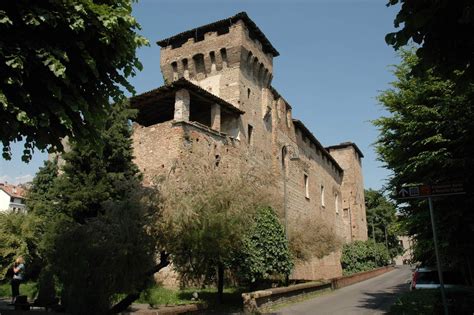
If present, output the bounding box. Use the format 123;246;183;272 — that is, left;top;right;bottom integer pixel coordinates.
288;216;341;262
235;206;293;285
341;240;390;275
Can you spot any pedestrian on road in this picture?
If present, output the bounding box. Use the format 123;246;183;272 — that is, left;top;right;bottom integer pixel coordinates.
11;256;25;303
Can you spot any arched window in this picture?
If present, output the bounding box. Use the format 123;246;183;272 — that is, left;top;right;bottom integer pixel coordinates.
281;146;287;170
321;185;325;207
247;51;253;75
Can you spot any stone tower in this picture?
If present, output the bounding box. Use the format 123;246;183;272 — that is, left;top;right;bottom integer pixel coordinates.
157;12;277;145
327;142;368;241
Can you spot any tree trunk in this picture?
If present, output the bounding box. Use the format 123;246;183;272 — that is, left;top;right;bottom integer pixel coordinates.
217;263;224;304
108;251;170;314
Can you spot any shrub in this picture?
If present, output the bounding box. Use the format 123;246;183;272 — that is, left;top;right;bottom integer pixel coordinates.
341;240;390;275
288;216;341;262
235;206;293;285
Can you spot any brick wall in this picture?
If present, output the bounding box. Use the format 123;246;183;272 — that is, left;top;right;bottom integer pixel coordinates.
132;14;367;283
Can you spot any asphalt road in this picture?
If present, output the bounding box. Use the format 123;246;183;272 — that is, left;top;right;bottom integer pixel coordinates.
275;266;412;315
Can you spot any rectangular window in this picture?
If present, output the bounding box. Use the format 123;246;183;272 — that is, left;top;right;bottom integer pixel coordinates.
304;174;309;199
321;185;325;207
193;53;205;74
247;124;253;145
335;193;339;214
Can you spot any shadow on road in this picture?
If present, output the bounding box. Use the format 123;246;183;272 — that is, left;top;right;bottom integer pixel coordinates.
358;282;409;313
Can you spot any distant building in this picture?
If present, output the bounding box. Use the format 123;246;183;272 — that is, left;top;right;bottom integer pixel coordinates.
394;235;414;265
131;12;367;281
0;183;27;212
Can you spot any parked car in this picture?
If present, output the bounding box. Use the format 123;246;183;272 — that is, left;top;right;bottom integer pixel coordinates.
411;267;465;290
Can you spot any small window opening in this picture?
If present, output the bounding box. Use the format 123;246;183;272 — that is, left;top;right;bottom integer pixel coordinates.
343;208;349;218
321;185;325;207
247;88;251;98
304;174;309;199
247;124;253;146
182;58;189;78
193;53;205;74
247;52;253;75
171;62;178;80
215;154;221;167
220;48;228;67
281;146;287;169
257;64;264;84
210;51;216;73
335;193;339;214
252;58;259;80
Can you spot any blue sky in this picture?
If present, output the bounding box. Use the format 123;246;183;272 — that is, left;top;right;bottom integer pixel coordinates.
0;0;400;190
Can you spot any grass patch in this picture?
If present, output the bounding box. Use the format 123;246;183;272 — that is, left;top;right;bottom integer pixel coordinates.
390;288;474;315
136;286;244;312
0;282;38;299
263;286;332;312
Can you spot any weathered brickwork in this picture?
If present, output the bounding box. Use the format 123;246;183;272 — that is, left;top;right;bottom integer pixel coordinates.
131;12;367;283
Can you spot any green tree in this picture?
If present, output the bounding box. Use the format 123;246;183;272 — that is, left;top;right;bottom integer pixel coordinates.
374;49;474;283
27;102;162;314
161;160;277;303
341;240;390;275
0;0;148;161
365;189;403;258
236;206;293;287
0;210;40;280
386;1;474;80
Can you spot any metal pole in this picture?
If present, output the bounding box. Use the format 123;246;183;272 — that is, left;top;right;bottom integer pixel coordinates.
371;219;375;242
282;146;289;286
284;166;288;240
428;197;448;315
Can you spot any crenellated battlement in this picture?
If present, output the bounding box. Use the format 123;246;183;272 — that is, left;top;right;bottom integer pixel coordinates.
158;13;275;93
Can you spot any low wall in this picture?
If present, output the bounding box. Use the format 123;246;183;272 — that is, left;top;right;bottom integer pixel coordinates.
242;281;332;313
331;265;395;289
242;265;395;313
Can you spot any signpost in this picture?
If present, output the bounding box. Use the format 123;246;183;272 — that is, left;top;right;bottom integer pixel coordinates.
395;182;465;315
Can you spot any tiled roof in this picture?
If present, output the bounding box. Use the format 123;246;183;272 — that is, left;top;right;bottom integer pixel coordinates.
130;78;245;115
0;183;26;199
157;12;279;57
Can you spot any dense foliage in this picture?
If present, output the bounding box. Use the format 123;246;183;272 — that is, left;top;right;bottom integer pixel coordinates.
26;102;159;314
288;216;341;262
341;240;390;276
0;210;40;280
236;206;293;285
160;158;278;301
365;189;403;259
0;0;148;161
386;1;474;80
374;50;474;283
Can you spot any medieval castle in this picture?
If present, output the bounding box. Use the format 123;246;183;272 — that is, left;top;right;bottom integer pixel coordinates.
131;12;368;280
